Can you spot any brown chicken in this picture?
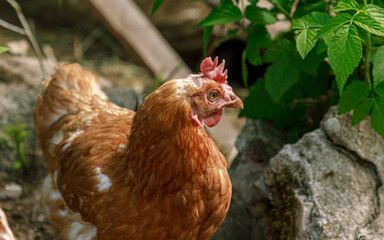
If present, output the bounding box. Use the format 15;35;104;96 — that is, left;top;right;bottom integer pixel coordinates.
0;207;15;240
33;57;243;240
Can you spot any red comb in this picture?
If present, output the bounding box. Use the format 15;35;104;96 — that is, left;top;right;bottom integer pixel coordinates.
200;57;228;83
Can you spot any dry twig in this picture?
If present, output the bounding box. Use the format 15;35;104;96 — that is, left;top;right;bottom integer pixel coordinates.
5;0;47;78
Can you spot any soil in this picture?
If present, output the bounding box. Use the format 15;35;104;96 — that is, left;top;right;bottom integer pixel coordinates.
0;1;246;239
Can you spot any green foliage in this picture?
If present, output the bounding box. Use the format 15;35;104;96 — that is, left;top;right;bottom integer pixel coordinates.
0;121;31;169
151;0;165;15
0;46;10;54
154;0;384;140
195;0;242;27
195;0;384;141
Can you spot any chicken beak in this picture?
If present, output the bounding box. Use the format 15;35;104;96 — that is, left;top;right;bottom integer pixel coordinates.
224;91;243;109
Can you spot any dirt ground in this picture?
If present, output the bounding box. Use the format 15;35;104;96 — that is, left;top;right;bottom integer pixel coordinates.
0;1;246;239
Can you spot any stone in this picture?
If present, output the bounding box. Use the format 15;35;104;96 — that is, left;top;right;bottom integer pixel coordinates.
261;106;384;240
0;183;23;200
212;119;285;240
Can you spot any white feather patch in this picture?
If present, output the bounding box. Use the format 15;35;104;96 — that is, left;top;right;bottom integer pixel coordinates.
96;167;112;192
68;221;97;240
62;129;84;152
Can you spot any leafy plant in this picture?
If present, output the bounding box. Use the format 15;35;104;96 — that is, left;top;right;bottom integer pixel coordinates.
191;0;384;141
0;121;31;169
0;46;10;54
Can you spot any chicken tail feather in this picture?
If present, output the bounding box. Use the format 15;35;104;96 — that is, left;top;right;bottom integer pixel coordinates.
34;63;107;139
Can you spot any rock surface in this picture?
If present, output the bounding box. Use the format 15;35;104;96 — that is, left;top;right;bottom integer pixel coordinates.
212;119;285;240
262;106;384;240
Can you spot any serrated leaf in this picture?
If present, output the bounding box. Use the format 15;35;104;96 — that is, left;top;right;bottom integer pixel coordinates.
351;97;375;125
374;81;384;96
265;58;301;102
371;97;384;137
338;81;370;114
328;24;362;93
353;11;384;36
293;11;330;30
0;46;10;54
334;0;359;12
373;45;384;87
363;4;384;26
196;0;242;26
151;0;164;15
317;13;352;38
202;26;213;57
296;28;318;59
244;5;277;25
246;26;270;66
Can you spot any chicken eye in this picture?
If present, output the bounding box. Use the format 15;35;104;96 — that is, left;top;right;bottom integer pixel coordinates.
208;91;219;102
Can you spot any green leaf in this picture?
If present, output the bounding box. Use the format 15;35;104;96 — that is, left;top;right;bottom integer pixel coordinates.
299;62;329;98
351;97;375;125
296;28;318;59
328;24;362;93
298;49;326;76
196;0;243;26
244;5;277;25
363;4;384;26
265;58;301;102
334;0;360;12
248;0;259;6
373;45;384;87
353;11;384;36
246;26;270;66
241;50;248;88
293;12;330;58
293;11;330;30
374;81;384;96
338;81;370;114
263;38;295;63
269;0;291;11
294;1;326;18
0;46;10;54
317;13;352;38
151;0;164;15
203;26;213;57
371;97;384;137
240;80;275;119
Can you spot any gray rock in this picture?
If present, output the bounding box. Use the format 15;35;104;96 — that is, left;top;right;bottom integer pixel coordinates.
262;106;384;240
212;119;285;240
0;183;23;200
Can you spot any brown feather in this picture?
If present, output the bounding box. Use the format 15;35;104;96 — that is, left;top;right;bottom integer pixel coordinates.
34;63;232;240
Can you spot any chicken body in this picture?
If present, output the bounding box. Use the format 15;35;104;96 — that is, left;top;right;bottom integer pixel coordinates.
34;62;241;239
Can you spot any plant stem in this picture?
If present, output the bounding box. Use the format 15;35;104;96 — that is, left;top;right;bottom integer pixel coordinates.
275;4;293;21
6;0;47;78
0;18;26;35
365;31;372;91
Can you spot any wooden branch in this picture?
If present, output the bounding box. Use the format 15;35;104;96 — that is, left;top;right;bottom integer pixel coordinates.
6;0;46;78
85;0;191;81
0;18;26;35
